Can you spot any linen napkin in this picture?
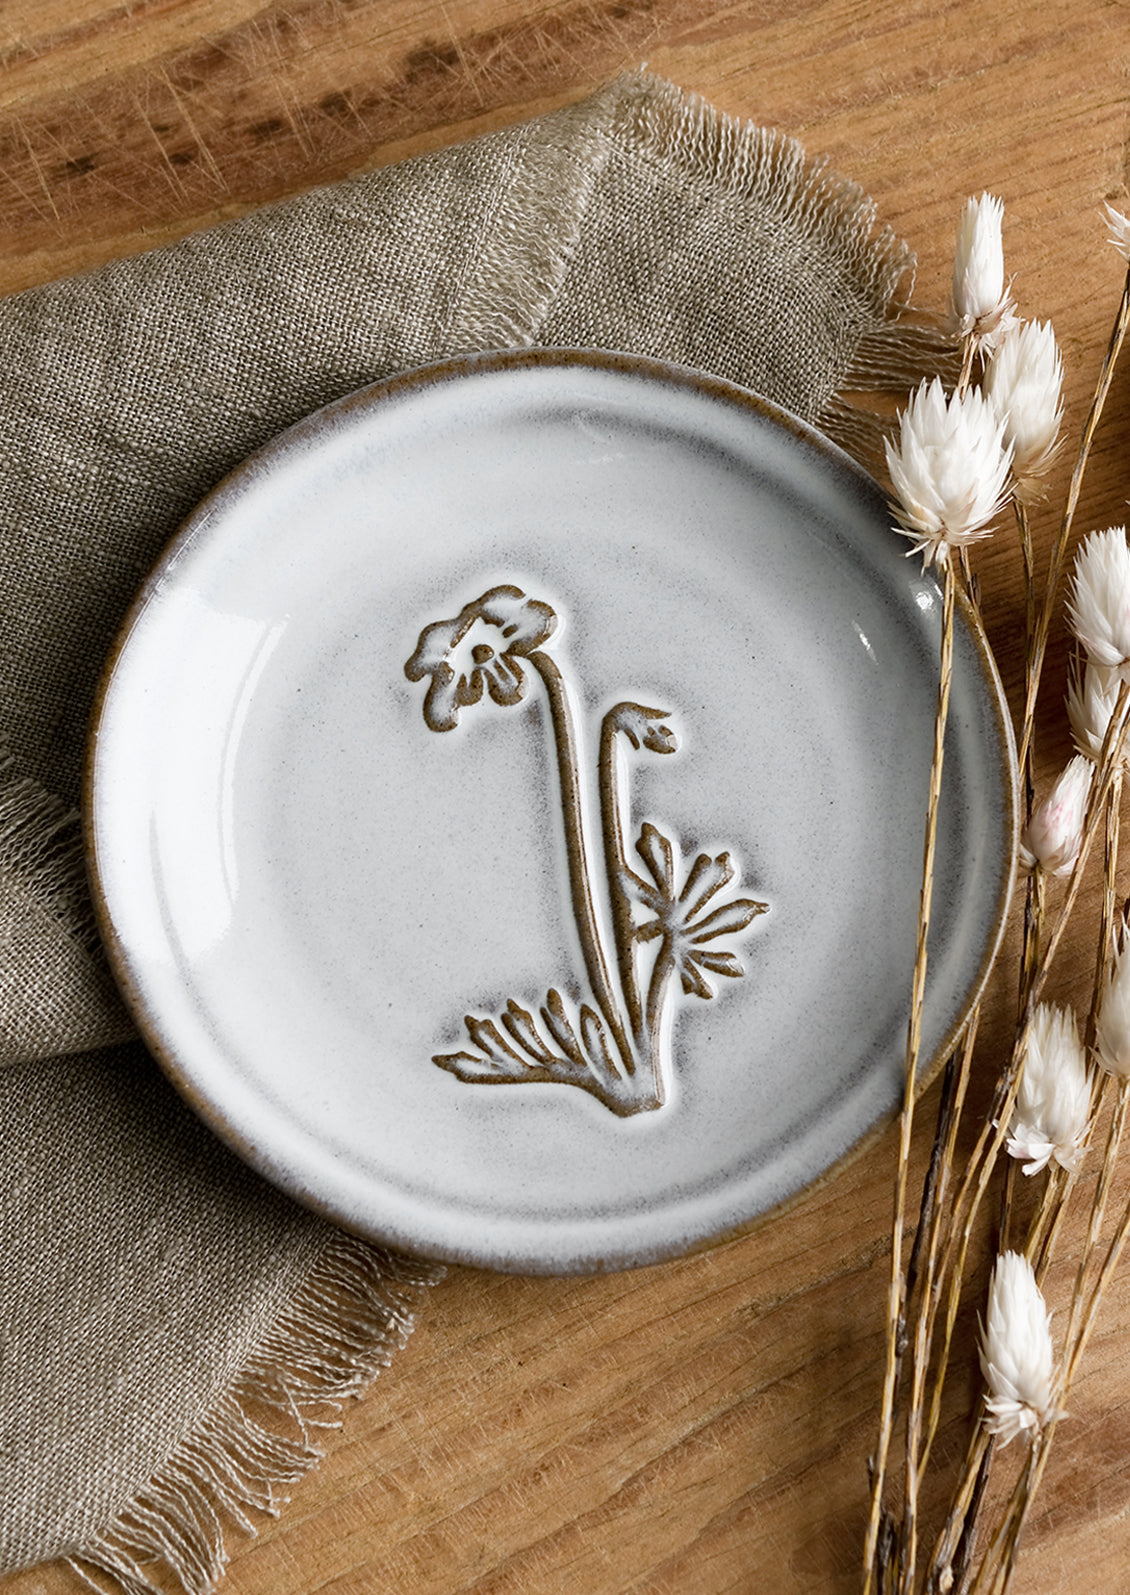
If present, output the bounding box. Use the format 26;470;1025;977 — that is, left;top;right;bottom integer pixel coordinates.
0;71;945;1594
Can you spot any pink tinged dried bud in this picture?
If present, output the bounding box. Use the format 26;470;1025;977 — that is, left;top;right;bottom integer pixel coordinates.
1007;1004;1090;1176
984;320;1063;502
1104;202;1130;263
1067;660;1128;766
952;193;1017;350
1067;526;1130;677
884;379;1012;568
980;1252;1060;1446
1018;755;1091;877
1096;926;1130;1079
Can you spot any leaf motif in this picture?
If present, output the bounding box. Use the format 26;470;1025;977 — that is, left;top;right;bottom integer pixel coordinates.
635;822;675;900
579;1004;621;1082
434;1050;509;1081
688;897;768;943
541;987;584;1066
501;1000;556;1065
679;961;714;1000
694;950;745;979
465;1015;525;1064
678;851;735;920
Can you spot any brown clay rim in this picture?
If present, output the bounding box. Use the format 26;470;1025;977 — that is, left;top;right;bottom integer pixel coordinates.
83;346;1019;1275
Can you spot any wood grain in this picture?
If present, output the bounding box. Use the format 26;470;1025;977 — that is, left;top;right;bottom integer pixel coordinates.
3;1;1130;1591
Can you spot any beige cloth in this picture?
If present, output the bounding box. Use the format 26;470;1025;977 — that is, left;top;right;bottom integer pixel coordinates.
0;72;941;1593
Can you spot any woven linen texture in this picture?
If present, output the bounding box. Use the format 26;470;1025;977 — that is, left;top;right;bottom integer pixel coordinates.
0;73;926;1588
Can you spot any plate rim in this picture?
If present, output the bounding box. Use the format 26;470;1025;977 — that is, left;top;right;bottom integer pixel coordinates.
83;346;1019;1273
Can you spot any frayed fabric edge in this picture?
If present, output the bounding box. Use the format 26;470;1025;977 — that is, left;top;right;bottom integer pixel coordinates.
66;1234;444;1595
0;748;100;955
608;71;916;318
0;749;134;1064
818;317;961;474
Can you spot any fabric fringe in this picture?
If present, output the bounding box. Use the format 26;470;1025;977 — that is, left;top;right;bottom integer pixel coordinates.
598;74;957;466
67;1235;444;1595
611;72;915;317
838;316;961;391
0;748;102;954
819;317;961;475
453;91;612;351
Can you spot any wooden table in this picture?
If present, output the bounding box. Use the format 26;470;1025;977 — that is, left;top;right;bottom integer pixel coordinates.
3;3;1130;1591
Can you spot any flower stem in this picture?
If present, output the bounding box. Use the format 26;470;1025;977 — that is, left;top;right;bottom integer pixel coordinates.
528;651;633;1069
864;557;957;1593
1018;262;1130;775
598;712;646;1046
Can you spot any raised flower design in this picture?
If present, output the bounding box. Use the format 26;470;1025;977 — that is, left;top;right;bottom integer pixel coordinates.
404;583;768;1115
404;583;557;731
631;823;767;1001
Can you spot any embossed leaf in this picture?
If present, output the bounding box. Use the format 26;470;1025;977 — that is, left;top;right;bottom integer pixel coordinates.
679;948;749;1000
631;829;768;1001
678;851;736;919
635;821;675;903
689;897;767;944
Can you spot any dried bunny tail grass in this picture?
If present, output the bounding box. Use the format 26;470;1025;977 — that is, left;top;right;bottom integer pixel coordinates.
1067;526;1130;673
951;193;1017;353
68;1237;443;1595
984;319;1064;502
884;379;1012;567
1019;755;1093;877
1007;1004;1090;1176
980;1252;1060;1447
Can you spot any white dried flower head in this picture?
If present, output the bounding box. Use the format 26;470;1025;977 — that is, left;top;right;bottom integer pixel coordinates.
885;379;1012;567
952;193;1017;351
1007;1004;1090;1175
1067;526;1130;678
1019;755;1092;876
980;1251;1060;1446
984;320;1063;502
1104;202;1130;263
1096;923;1130;1079
1067;659;1125;764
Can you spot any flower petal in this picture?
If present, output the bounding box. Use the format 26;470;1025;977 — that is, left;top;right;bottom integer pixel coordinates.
484;653;527;707
421;662;461;731
694;949;745;979
405;615;465;679
689;897;769;942
636;822;675;899
678;954;715;1000
478;585;558;653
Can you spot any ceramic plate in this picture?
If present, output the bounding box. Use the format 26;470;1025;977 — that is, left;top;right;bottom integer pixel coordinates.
86;350;1016;1274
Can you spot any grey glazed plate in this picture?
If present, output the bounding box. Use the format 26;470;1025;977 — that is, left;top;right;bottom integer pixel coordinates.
86;349;1017;1274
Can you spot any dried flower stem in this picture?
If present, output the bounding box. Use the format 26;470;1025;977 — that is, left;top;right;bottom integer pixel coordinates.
929;1421;992;1588
926;701;1130;1586
1066;1078;1123;1352
902;1016;982;1568
1015;498;1038;829
983;1147;1130;1591
1018;264;1130;774
1066;1185;1130;1394
1020;686;1130;1013
921;1055;1028;1462
1087;771;1123;1045
864;559;958;1592
1028;1158;1074;1276
968;1433;1045;1595
881;211;1130;1595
